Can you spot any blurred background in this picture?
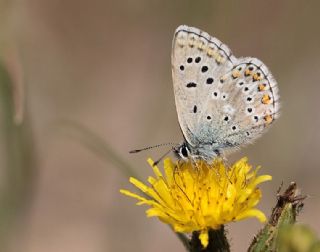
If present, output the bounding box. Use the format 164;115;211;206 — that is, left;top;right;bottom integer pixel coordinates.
0;0;319;251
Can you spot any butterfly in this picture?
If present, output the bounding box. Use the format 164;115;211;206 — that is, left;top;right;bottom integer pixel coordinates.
171;25;280;161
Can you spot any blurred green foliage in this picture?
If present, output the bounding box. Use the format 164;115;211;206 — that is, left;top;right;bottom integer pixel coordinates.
0;62;36;250
277;225;320;252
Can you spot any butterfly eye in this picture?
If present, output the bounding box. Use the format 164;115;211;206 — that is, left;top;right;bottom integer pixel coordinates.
181;147;188;157
179;145;190;159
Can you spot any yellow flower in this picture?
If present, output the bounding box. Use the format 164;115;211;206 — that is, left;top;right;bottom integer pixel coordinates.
120;157;272;248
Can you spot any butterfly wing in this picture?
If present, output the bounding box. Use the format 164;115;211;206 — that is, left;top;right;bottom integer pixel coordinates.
171;25;280;159
172;25;236;148
198;57;280;153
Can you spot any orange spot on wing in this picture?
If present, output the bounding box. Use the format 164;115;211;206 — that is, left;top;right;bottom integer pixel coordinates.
197;40;205;50
244;69;252;76
253;73;263;81
258;83;267;91
232;70;241;79
207;48;215;57
262;94;271;104
263;114;273;124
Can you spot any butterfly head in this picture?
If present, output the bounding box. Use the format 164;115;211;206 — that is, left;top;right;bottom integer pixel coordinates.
174;142;191;160
174;141;224;162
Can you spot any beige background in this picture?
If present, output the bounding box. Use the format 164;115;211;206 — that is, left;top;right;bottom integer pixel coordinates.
1;0;320;251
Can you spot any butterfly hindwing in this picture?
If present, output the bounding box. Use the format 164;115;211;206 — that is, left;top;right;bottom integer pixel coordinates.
198;57;280;151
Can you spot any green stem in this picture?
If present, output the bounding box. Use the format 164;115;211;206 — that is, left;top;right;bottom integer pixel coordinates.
176;232;191;251
54;120;139;178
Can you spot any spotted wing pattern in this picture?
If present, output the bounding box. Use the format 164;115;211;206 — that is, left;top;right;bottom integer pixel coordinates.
172;25;280;159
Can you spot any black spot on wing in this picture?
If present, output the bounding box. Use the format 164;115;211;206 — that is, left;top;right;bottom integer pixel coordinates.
186;82;197;88
193;105;197;113
206;78;214;84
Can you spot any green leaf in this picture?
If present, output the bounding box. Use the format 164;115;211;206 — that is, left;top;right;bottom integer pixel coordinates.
277;224;320;252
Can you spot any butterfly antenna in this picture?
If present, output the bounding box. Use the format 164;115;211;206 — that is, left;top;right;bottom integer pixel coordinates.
152;147;174;167
129;142;177;154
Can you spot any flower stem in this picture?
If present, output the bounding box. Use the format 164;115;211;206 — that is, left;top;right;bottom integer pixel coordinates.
190;226;230;252
176;232;191;250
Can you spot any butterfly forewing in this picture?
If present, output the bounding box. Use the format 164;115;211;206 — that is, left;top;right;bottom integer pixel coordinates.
172;25;235;147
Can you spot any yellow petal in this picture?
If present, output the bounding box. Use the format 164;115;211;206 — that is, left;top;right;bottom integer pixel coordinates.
120;189;148;202
236;208;267;223
164;158;175;185
254;175;273;185
121;157;271;236
152;164;164;178
129;177;149;192
129;177;167;205
199;230;209;248
147;158;156;168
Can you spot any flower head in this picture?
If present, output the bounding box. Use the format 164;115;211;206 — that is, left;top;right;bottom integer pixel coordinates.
120;157;272;248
